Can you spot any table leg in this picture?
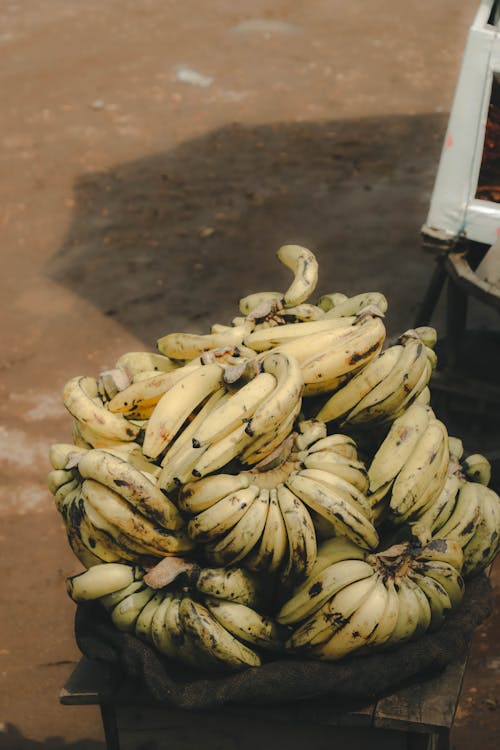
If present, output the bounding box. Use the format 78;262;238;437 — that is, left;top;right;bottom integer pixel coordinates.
415;257;448;326
100;704;120;750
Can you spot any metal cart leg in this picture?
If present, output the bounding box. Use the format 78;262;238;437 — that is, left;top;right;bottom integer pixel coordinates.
414;256;448;327
445;276;468;371
100;704;120;750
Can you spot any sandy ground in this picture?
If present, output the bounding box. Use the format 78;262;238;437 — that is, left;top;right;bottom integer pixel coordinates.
0;1;498;747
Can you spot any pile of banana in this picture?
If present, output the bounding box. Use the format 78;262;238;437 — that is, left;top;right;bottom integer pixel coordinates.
51;244;500;670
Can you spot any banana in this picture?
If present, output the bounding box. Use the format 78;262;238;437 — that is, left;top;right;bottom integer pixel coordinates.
82;494;162;558
160;387;227;464
157;325;251;361
390;419;448;519
81;479;193;556
69;494;133;563
142;364;224;459
49;443;87;470
395;436;450;524
365;579;399;647
409;571;452;629
300;316;386;395
54;479;81;514
301;453;369;494
448;437;464;461
277;558;375;625
135;592;164;640
307;434;358;460
77;449;183;530
195;567;262;607
178;597;261;669
413;537;464;572
317;292;348;311
277;483;317;584
414;326;438;348
294;420;327;452
62;376;140;442
286;473;379;550
189;422;254;480
150;593;179;659
110;586;155;632
297;468;372;519
368;404;433;492
242;352;303;440
245;487;288;572
414;386;431;407
384;577;423;646
413;472;462;536
316;346;403;423
239;291;284;316
281;303;325;322
277;244;319;307
345;338;428;424
179;473;251;514
191;372;276;447
187;485;260;542
240;399;301;467
205;488;269;565
321;292;388;318
204;596;283;651
66;526;102;568
309;575;389;659
414;560;464;608
115;351;178;375
66;562;138;602
389;357;433;420
244;317;356;352
463;485;500;576
99;579;145;611
462;454;492;486
436;481;482;547
47;469;76;495
107;363;202;416
272;322;360;364
287;573;379;650
311;537;368;575
409;577;433;636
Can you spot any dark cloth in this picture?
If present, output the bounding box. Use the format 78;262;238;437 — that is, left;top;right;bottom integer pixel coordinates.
75;574;492;709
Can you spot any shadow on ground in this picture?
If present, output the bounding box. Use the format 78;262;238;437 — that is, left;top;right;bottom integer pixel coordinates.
0;725;103;750
46;113;447;343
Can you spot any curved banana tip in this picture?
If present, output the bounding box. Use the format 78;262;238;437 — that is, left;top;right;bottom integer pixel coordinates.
276;245;319;307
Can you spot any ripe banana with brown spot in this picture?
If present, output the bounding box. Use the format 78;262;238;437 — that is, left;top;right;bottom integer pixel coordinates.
389;418;448;519
107;363;202;416
300;316;386;396
195;566;262;607
178;597;262;669
245;487;288;572
81;479;192;556
143;364;224;459
77;448;183;530
62;376;140;442
157;324;252;360
205;488;269;566
186;485;260;542
204;596;283;651
277;244;319;307
368;404;433;492
286;473;379;550
463;485;500;576
345;337;428;424
316;345;403;423
244;317;356;352
277;482;317;585
462;454;492;486
320;292;388;318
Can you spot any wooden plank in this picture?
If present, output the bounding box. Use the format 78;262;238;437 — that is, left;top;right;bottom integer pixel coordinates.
115;714;410;750
60;656;118;705
373;656;468;735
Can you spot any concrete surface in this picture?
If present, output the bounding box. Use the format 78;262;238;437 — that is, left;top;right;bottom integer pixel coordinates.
0;1;498;747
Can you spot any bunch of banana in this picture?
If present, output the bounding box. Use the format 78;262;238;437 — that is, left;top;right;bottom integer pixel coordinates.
316;327;436;426
178;422;376;583
156;350;303;491
278;536;464;660
365;404;450;526
66;562;284;671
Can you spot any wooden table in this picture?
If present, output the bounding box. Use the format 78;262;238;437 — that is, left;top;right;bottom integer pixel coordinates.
61;653;469;750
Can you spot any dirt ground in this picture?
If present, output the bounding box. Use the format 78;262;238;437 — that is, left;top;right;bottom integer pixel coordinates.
0;1;499;747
